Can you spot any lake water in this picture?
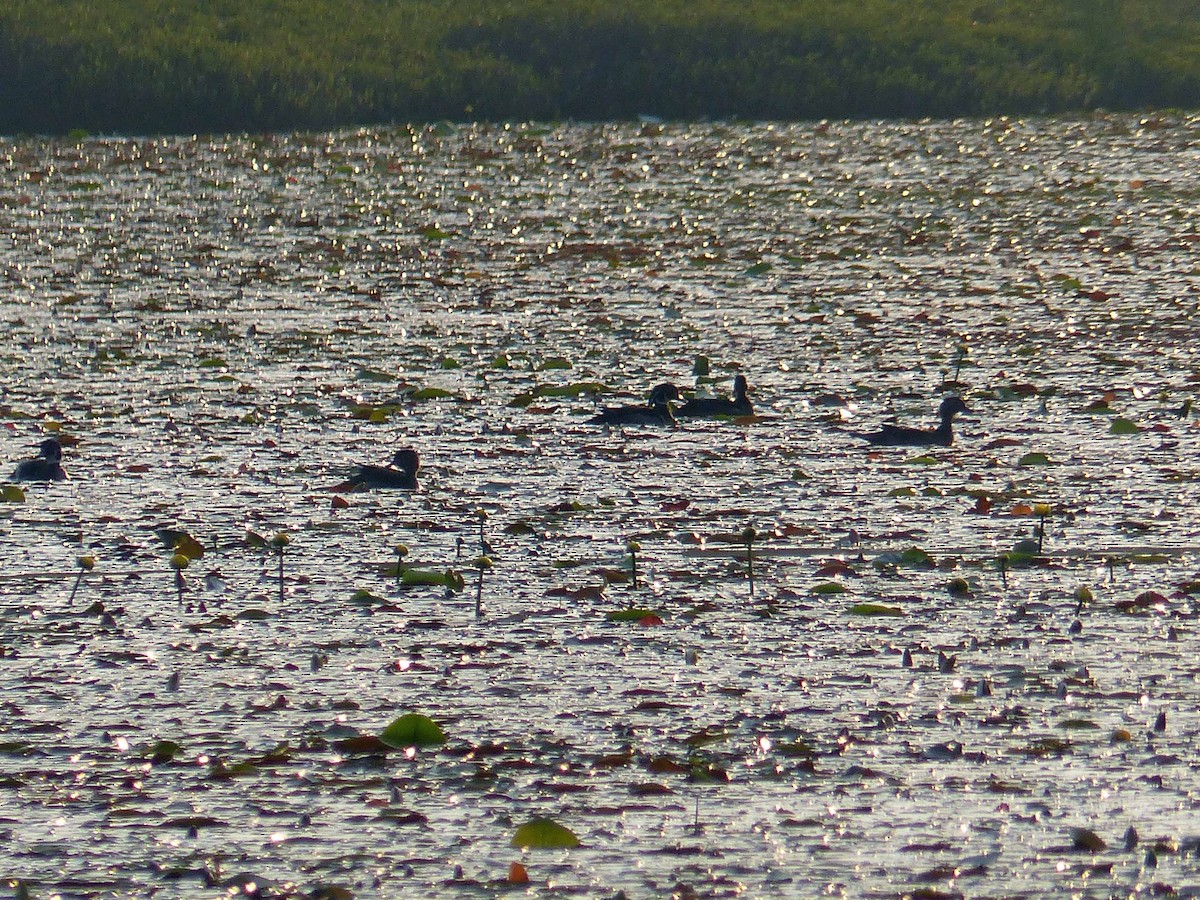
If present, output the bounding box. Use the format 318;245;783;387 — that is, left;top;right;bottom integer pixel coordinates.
2;113;1199;898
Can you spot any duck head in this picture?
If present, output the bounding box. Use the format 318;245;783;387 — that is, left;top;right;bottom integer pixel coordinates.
647;383;682;406
37;437;63;463
391;447;421;474
938;396;969;421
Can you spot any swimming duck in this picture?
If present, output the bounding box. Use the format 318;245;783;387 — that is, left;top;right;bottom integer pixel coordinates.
677;374;753;418
346;447;420;489
587;383;680;427
860;396;969;447
12;438;68;481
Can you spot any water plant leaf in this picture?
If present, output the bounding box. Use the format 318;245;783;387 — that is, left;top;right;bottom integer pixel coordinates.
157;529;204;559
849;603;904;616
356;366;395;382
512;817;580;849
1018;452;1052;466
1108;417;1140;434
349;588;387;606
899;547;935;569
812;582;847;594
0;484;25;503
409;387;455;401
607;608;661;622
380;713;446;748
904;454;938;465
534;381;609;399
1069;827;1107;852
401;568;464;591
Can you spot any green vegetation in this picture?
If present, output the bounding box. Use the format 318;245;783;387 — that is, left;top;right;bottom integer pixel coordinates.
1;0;1197;134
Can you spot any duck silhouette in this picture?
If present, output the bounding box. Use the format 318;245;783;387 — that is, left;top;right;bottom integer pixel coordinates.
343;447;420;489
12;438;68;481
587;383;680;427
860;397;969;447
677;374;753;419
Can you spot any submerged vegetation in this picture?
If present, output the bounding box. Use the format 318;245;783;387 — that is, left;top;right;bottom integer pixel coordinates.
0;0;1198;134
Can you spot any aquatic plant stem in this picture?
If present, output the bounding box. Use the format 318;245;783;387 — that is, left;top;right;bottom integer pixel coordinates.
68;555;94;605
999;555;1009;590
473;556;492;619
627;540;641;600
271;532;291;603
395;544;409;588
743;526;757;599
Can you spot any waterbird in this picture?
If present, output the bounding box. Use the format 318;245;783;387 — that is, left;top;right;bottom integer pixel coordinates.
587;383;681;427
343;447;420;490
677;374;753;419
859;396;969;447
12;437;68;481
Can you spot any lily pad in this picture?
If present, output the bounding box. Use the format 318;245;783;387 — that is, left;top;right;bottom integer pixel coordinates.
380;713;446;748
849;603;904;617
512;817;580;849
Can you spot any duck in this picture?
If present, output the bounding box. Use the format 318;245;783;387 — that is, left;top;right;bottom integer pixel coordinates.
12;437;68;481
677;374;753;418
345;447;420;489
587;383;681;427
859;396;970;447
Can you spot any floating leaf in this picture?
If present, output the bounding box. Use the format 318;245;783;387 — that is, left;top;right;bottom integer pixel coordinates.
512;817;580;849
409;387;455;401
537;356;573;370
1018;452;1052;466
356;366;396;382
607;608;662;622
401;568;464;591
380;713;446;748
1069;826;1107;852
1108;417;1140;434
0;484;25;503
899;546;935;569
849;603;903;617
812;582;847;594
904;454;939;465
350;588;386;609
534;381;609;399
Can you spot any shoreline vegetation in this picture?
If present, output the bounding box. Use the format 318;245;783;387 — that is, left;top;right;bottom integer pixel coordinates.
1;0;1198;136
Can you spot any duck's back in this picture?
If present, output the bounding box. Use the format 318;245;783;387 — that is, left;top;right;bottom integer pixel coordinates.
677;395;753;418
13;458;67;481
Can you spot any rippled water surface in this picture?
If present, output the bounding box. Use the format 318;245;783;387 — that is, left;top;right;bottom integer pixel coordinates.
2;114;1200;898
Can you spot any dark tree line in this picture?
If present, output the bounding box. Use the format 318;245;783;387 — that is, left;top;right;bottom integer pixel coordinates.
0;0;1196;134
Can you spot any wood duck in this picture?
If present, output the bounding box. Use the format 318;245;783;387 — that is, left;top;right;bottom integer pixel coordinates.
860;396;969;447
12;438;68;481
587;383;680;427
346;447;420;489
677;374;753;418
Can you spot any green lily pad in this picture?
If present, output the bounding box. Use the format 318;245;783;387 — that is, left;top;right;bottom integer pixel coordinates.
409;387;455;401
380;713;446;748
1018;452;1052;466
607;608;662;622
401;568;465;591
512;817;580;849
1109;417;1140;434
849;603;904;617
812;582;847;594
899;547;935;569
0;484;26;503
